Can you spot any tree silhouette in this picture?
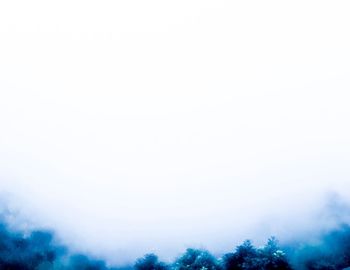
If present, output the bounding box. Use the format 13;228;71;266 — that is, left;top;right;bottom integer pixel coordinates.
173;248;221;270
135;254;168;270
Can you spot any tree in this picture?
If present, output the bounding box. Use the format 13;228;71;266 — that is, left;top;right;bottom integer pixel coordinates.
223;240;260;270
173;248;221;270
223;239;291;270
135;253;169;270
259;237;292;270
69;254;107;270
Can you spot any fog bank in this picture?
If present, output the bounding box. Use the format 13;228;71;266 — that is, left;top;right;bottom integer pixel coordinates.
1;0;350;265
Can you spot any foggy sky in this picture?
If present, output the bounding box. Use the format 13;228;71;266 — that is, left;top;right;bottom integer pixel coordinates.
1;0;350;265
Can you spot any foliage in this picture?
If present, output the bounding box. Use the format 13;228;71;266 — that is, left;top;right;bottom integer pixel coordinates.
0;223;66;270
222;238;291;270
68;254;108;270
135;254;168;270
290;224;350;270
1;217;350;270
173;248;221;270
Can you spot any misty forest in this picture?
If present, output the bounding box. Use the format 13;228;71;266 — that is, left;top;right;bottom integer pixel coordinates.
1;215;350;270
1;0;350;268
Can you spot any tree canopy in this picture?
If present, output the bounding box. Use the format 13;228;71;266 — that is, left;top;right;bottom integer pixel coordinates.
1;218;350;270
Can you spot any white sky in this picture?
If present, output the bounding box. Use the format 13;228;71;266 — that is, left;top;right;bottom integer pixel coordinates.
1;0;350;265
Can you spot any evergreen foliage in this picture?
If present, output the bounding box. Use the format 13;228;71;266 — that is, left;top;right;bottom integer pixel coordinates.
1;218;350;270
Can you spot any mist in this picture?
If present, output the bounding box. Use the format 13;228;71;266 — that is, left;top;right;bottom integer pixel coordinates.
1;0;350;266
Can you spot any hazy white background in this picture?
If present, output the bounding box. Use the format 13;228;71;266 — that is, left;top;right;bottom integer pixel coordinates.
1;0;350;265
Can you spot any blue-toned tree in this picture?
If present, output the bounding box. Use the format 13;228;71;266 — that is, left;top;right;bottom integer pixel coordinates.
135;253;169;270
173;248;221;270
